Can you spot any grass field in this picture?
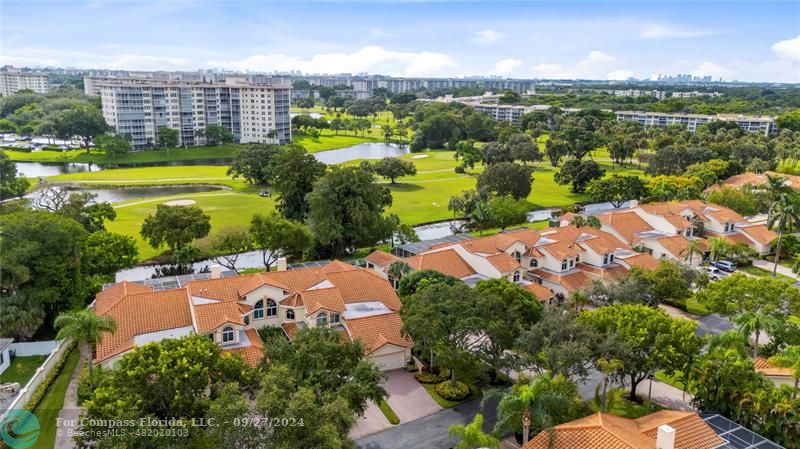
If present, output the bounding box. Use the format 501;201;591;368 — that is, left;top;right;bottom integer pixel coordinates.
588;388;664;419
33;348;80;449
378;399;400;425
51;149;645;261
738;265;796;283
0;355;47;385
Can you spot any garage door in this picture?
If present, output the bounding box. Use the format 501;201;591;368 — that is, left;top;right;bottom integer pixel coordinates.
369;351;405;371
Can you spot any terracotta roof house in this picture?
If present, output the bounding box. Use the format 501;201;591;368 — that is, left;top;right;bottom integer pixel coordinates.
368;225;658;298
705;171;800;193
523;411;725;449
601;200;776;261
754;356;796;388
93;261;412;371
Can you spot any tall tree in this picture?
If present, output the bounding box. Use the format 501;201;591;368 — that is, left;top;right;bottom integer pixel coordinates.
486;195;529;230
477;162;534;200
55;310;116;379
306;166;395;257
249;212;311;269
586;175;649;208
208;225;254;274
140;204;211;253
94;133;130;158
53;105;109;148
0;292;45;340
156;126;179;148
83;231;139;277
0;151;30;201
204;124;234;145
733;310;781;359
769;192;800;277
579;304;703;402
554;159;605;193
373;157;417;184
227;143;285;185
270;144;327;220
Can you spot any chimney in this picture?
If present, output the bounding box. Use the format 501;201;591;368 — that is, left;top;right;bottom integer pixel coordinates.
628;199;639;209
210;264;222;279
277;257;288;271
656;425;675;449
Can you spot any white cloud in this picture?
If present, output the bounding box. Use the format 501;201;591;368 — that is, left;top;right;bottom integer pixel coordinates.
606;69;634;80
367;27;393;39
772;35;800;61
471;29;504;44
639;23;715;40
492;58;522;75
530;50;632;79
209;46;457;77
691;61;733;79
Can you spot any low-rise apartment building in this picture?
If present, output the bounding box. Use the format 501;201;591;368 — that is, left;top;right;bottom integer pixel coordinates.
98;76;291;149
615;111;776;135
600;200;777;262
0;71;49;96
93;261;411;371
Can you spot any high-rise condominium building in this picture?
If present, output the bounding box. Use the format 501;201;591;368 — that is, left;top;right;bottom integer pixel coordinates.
0;71;49;96
98;77;291;149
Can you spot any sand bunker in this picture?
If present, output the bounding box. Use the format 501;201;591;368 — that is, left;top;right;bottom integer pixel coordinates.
163;199;197;206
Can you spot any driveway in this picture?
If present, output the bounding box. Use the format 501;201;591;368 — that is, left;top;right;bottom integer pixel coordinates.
383;369;441;422
350;401;392;440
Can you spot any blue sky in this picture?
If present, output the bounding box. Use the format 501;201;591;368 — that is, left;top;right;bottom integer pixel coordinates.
2;1;799;82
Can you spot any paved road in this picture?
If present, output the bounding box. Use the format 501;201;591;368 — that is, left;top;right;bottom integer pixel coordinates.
356;396;498;449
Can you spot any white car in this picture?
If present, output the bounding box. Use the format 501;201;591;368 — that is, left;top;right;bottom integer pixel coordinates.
703;266;728;281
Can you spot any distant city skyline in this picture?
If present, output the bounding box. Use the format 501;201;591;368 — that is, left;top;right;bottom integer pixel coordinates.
2;1;799;83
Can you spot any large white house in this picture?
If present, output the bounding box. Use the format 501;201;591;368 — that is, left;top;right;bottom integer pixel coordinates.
93;261;412;371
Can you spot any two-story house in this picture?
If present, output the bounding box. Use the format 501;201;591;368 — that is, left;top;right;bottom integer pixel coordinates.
93;261;412;371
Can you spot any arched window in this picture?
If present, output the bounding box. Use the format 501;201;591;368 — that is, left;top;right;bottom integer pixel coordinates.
286;309;295;320
253;300;264;320
266;299;277;317
222;326;234;343
513;271;521;282
529;259;538;268
512;251;521;262
316;312;328;327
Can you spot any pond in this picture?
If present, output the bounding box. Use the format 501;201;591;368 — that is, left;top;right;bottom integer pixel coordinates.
26;185;224;205
15;162;103;178
312;142;409;164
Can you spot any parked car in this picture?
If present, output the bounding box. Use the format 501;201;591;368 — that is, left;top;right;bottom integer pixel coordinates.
259;190;272;198
713;260;737;272
703;266;729;281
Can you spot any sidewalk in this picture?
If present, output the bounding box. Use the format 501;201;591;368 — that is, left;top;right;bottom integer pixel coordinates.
54;345;87;449
635;378;694;411
751;259;798;280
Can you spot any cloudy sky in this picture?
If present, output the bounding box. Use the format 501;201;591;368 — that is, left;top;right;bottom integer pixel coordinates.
2;0;799;82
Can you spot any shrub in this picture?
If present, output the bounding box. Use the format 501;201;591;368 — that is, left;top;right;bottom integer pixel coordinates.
435;380;470;401
414;372;445;384
454;165;465;174
76;365;109;405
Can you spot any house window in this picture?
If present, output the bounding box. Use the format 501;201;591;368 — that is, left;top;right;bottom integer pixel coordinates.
266;299;277;317
207;333;215;341
222;327;234;343
286;309;295;320
316;312;328;326
603;254;609;265
512;251;521;262
609;254;615;262
244;315;250;325
253;300;265;319
513;271;521;282
561;260;568;270
569;259;575;268
530;259;538;268
331;313;340;324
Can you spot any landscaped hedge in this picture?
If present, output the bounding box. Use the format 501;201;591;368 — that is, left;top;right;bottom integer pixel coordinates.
434;380;470;401
414;372;447;384
23;341;77;412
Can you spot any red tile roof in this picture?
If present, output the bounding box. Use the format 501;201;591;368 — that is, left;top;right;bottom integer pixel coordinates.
404;249;477;279
192;300;245;333
365;250;400;267
522;283;556;302
345;312;412;354
754;356;793;377
222;328;264;367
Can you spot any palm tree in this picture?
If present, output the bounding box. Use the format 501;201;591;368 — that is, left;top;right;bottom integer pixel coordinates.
0;292;45;340
448;414;499;449
764;174;790;224
768;193;800;277
488;373;578;445
733;310;779;359
55;310;116;379
387;261;411;289
470;202;494;236
596;358;624;412
769;345;800;398
680;238;705;265
708;236;730;263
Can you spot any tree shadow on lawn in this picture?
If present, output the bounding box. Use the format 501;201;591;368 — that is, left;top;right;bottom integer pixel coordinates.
387;183;425;192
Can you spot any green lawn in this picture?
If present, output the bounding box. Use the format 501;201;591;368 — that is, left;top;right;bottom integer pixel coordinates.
108;191;276;261
294;132;381;153
0;355;47;386
49;165;252;190
686;298;710;316
588;388;664;419
421;382;481;408
378;399;400;425
32;348;80;449
738;265;796;283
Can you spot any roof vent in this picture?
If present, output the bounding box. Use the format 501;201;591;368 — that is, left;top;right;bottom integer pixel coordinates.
656;424;675;449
